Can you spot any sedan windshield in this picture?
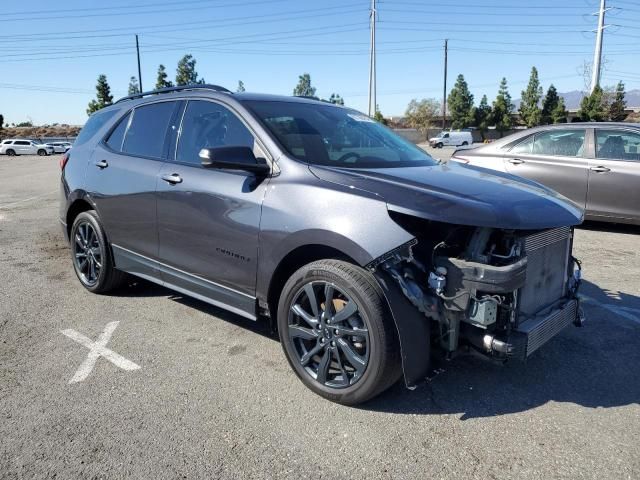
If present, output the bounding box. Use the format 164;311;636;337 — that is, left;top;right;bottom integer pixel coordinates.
244;101;437;168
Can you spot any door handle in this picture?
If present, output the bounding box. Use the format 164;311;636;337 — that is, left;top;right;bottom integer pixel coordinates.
95;159;108;169
508;158;525;165
161;173;183;185
590;166;611;173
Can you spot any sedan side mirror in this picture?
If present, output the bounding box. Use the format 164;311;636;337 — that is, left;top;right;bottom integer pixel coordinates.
199;146;270;175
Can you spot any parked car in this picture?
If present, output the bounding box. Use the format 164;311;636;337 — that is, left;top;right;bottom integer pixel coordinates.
46;142;72;153
451;123;640;226
0;139;53;156
429;130;473;148
60;85;584;405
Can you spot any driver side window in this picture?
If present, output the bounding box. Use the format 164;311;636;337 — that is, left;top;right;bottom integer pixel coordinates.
176;100;257;165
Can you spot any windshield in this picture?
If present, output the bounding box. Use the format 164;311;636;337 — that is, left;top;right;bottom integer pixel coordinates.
244;101;437;168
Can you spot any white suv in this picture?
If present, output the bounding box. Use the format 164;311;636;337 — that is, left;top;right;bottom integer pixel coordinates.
0;139;54;156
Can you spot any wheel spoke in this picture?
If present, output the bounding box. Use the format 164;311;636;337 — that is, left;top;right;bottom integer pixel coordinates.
89;257;96;281
337;338;366;376
334;325;368;337
304;283;319;318
323;284;334;317
288;325;318;341
79;224;87;243
291;304;318;328
315;348;331;384
300;342;324;366
74;234;84;250
75;252;87;259
78;258;88;271
332;301;358;323
332;347;350;386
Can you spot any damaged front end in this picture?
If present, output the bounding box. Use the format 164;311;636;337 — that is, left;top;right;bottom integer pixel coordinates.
370;213;583;388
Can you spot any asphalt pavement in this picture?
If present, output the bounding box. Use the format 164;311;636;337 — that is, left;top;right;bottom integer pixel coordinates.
1;154;639;479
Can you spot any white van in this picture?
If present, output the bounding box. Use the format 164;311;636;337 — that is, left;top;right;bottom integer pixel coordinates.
429;131;473;148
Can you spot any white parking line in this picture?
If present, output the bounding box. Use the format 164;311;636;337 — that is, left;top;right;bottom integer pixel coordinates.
61;321;141;383
0;189;57;210
580;295;640;325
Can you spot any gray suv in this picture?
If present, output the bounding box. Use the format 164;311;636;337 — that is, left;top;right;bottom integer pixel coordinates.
60;85;584;404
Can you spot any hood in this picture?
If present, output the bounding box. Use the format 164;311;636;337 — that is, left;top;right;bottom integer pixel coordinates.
309;162;583;230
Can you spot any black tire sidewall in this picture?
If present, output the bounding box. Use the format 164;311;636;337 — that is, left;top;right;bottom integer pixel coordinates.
7;150;15;156
277;262;392;404
70;211;111;293
37;149;46;156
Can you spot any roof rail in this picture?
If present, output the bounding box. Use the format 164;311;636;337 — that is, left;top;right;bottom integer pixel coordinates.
115;84;231;104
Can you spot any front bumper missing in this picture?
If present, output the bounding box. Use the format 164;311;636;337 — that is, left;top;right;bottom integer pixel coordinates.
511;298;579;360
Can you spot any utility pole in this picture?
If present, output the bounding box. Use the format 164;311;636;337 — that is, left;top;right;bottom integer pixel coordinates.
135;34;143;92
368;0;377;117
591;0;610;93
442;39;448;130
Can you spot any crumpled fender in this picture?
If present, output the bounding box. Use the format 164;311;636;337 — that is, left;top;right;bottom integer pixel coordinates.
373;270;431;388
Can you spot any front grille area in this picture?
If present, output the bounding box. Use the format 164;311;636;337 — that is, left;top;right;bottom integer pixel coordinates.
516;299;577;357
518;227;572;318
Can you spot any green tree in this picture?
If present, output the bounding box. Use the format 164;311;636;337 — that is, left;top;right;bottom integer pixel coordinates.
609;81;627;122
578;85;607;121
293;73;316;98
373;105;387;125
473;95;492;140
128;76;140;95
492;77;514;137
329;93;344;105
237;80;246;93
86;74;113;115
405;98;440;136
155;64;173;89
519;66;543;127
551;97;568;124
176;54;204;86
541;84;560;125
447;74;474;129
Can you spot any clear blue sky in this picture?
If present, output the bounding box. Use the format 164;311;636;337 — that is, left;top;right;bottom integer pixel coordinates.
1;0;639;125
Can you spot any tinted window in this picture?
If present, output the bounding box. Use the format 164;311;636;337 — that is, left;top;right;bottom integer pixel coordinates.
123;102;176;159
106;112;131;152
532;129;585;157
2;141;12;145
176;100;255;165
15;141;30;145
596;129;640;161
75;108;119;146
246;101;436;168
510;136;534;154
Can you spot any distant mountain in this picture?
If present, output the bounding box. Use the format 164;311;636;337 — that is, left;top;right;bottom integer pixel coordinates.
514;89;640;110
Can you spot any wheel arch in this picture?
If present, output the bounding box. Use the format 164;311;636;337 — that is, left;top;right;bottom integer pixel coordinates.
265;243;358;329
65;197;95;238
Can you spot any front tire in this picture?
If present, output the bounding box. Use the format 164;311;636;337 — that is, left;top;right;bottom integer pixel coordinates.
436;142;443;149
70;210;126;293
277;260;401;405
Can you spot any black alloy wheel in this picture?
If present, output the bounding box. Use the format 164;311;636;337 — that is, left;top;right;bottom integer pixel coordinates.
278;260;401;405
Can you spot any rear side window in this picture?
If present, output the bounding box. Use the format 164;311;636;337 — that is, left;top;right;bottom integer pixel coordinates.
105;112;131;152
122;102;176;159
2;141;12;145
596;129;640;161
75;108;119;146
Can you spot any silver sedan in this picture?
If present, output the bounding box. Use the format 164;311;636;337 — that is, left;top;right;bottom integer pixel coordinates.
451;122;640;225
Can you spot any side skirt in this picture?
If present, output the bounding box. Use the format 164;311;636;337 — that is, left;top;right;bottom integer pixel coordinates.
111;244;257;321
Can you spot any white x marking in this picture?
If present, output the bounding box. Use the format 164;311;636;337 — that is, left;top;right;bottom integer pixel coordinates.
61;321;141;383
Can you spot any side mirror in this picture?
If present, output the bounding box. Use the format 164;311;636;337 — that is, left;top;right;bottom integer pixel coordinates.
199;146;270;175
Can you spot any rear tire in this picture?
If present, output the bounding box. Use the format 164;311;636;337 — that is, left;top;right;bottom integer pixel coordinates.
70;210;127;294
461;141;468;146
37;149;46;156
277;259;401;405
436;142;443;149
6;149;16;156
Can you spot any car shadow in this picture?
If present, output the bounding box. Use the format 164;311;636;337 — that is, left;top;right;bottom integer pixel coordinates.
111;277;640;418
578;220;640;235
362;278;640;418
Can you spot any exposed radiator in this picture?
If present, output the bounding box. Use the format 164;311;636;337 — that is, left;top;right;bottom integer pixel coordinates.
518;227;572;318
